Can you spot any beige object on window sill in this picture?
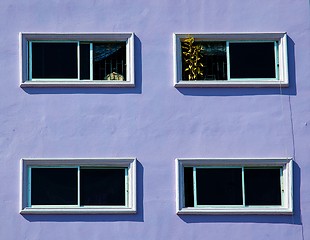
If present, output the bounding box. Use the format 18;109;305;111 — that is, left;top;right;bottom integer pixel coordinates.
104;72;124;81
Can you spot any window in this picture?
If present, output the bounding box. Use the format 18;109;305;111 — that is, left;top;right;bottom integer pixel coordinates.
176;158;293;214
173;33;289;87
20;33;135;87
20;158;136;214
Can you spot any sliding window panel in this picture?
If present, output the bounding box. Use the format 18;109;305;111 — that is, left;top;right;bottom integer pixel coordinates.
229;42;276;79
80;168;126;206
31;42;78;79
31;168;78;205
196;168;243;206
244;168;281;206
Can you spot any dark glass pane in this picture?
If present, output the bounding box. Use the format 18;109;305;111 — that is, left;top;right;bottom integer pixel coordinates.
32;42;78;78
182;41;227;80
93;42;126;80
80;43;90;80
245;168;281;205
80;168;125;206
196;168;243;205
229;42;276;78
184;167;194;207
31;168;78;205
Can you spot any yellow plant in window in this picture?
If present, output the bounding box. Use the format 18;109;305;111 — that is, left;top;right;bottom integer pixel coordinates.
182;36;204;80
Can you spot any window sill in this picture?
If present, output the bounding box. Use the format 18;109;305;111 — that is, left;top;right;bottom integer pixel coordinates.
20;81;135;88
20;207;137;214
174;80;289;88
177;207;293;215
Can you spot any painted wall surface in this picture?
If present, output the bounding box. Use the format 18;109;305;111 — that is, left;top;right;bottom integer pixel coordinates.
0;0;309;239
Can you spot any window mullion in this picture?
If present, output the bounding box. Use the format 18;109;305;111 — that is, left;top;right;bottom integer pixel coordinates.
77;166;80;207
280;167;284;206
28;167;32;207
28;41;32;80
275;41;279;80
125;168;128;207
77;41;80;80
226;41;231;81
193;167;197;207
242;167;245;207
90;43;93;81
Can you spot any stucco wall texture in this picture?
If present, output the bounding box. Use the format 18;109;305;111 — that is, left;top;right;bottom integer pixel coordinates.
0;0;309;239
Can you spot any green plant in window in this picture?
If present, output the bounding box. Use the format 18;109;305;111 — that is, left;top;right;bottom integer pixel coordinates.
182;36;204;80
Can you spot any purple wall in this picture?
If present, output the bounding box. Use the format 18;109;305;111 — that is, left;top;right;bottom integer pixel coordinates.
0;0;309;239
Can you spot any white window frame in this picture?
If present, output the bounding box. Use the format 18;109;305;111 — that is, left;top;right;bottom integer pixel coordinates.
20;33;135;88
173;33;289;87
20;158;136;214
176;158;293;214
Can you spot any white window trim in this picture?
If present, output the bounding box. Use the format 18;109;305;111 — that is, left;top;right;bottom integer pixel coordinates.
173;32;289;87
176;158;293;215
20;158;136;214
19;33;135;88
